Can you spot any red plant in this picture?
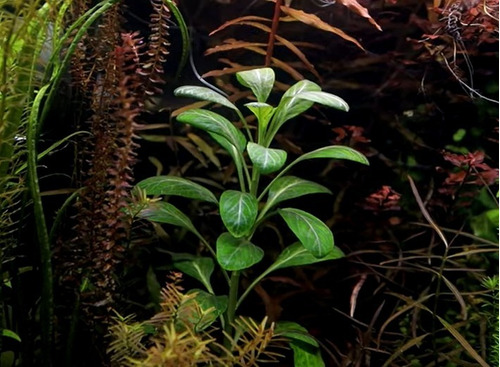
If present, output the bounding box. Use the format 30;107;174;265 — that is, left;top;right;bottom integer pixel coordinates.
332;125;371;145
362;185;402;212
138;0;171;98
438;150;499;199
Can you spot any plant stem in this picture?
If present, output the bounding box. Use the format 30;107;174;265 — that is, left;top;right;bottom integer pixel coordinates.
250;168;261;197
265;0;282;66
236;269;271;311
199;236;230;284
163;0;190;80
28;84;53;367
224;271;240;347
236;109;254;143
241;152;252;192
257;162;292;202
49;188;82;242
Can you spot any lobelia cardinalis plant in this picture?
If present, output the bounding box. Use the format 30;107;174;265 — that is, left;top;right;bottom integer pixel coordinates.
132;67;369;365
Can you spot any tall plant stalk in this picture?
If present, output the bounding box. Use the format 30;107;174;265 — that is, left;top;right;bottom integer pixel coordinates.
265;0;283;66
27;84;54;366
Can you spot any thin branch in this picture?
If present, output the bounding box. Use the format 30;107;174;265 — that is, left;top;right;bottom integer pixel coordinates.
265;0;282;66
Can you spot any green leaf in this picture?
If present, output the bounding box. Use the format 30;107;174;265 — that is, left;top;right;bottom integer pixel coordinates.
269;80;321;136
265;176;331;211
275;321;325;367
177;289;228;331
236;67;275;103
216;233;264;271
470;209;499;242
290;343;325;367
1;351;15;367
247;142;287;174
137;201;200;237
190;290;228;316
279;208;334;258
269;242;344;271
1;329;21;342
136;176;218;204
275;321;319;348
236;244;344;310
245;102;275;131
174;85;238;110
292;145;369;166
295;91;349;111
220;191;258;237
176;109;246;152
209;133;241;163
171;254;215;292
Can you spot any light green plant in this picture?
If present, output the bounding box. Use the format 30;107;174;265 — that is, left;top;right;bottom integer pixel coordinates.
0;1;67;364
131;67;369;365
1;1;122;365
481;275;499;366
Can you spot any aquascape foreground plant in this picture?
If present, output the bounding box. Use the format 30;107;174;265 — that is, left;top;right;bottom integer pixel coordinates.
118;67;369;365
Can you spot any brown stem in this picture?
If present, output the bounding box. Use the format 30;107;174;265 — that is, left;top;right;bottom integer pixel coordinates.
265;0;282;66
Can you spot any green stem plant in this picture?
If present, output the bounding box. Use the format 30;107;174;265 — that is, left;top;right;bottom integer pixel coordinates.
133;67;369;365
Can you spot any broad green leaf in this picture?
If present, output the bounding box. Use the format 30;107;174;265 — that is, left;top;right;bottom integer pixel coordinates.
279;208;334;258
296;91;349;112
137;201;200;237
291;145;369;167
171;254;215;292
275;321;319;348
268;242;344;272
269;80;321;135
176;109;246;152
236;67;275;103
245;102;275;131
216;233;264;271
220;191;258;237
1;329;21;342
247;142;287;174
265;176;331;211
177;289;227;331
174;85;238;110
136;176;217;204
290;343;325;367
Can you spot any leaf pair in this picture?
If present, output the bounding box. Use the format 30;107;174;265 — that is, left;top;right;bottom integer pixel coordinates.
135;176;219;243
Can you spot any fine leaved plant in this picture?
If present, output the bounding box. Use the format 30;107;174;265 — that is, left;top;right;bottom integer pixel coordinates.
130;67;369;365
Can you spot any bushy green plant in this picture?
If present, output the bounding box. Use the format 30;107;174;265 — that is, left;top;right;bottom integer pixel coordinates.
128;67;369;365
